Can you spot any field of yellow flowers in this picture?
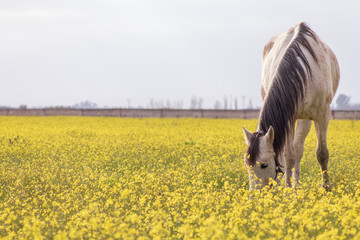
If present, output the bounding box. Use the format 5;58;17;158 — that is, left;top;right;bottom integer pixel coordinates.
0;116;359;239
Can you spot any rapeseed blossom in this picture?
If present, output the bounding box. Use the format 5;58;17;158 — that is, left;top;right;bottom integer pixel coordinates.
0;117;359;239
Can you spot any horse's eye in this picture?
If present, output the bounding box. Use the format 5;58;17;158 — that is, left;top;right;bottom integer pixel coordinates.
260;163;268;169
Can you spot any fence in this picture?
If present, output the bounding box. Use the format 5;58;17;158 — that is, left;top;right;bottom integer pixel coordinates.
0;108;359;119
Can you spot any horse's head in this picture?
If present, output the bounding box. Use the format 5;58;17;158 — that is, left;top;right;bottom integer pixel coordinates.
242;126;282;191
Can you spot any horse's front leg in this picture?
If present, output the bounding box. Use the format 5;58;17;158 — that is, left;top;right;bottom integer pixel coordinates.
284;149;295;187
293;120;312;185
284;128;296;188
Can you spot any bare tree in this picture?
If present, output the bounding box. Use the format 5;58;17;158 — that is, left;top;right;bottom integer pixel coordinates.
174;100;184;109
336;94;351;110
126;99;132;109
148;99;155;109
248;98;253;109
166;99;171;109
198;98;203;109
73;101;98;109
352;103;360;110
214;100;221;109
234;97;238;110
190;96;198;109
156;100;164;109
223;97;228;110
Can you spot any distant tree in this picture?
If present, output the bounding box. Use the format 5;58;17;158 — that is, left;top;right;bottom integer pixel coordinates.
248;99;253;109
126;99;132;109
148;99;168;109
19;105;27;110
336;94;351;110
352;103;360;110
223;97;228;110
234;97;238;110
73;101;98;109
174;100;184;109
198;98;203;109
214;100;222;109
148;99;155;109
190;96;198;109
156;100;164;109
166;99;171;109
0;105;11;109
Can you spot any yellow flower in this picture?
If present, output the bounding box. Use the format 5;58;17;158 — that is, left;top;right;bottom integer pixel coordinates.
0;117;359;239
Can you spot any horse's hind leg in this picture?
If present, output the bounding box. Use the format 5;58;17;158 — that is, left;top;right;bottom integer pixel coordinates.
314;109;331;190
293;119;312;186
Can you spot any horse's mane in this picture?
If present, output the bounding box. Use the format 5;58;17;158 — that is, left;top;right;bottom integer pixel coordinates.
247;23;318;166
246;131;264;167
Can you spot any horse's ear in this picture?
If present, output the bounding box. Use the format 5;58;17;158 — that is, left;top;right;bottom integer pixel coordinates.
242;127;253;146
265;126;274;145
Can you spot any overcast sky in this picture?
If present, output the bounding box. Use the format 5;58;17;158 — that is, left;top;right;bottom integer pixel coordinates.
1;0;359;108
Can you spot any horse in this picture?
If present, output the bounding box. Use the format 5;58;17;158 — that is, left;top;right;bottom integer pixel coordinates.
242;22;340;191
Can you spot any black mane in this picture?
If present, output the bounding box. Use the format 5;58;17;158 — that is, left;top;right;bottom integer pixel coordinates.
247;23;318;165
246;131;264;167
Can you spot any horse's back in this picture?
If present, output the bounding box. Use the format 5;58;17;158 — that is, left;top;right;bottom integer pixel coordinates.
261;26;297;98
261;22;340;120
299;26;340;120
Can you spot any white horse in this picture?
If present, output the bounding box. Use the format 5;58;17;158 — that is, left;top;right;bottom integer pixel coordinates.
242;22;340;191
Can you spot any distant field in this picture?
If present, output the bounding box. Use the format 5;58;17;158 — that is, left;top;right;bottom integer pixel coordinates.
0;117;360;239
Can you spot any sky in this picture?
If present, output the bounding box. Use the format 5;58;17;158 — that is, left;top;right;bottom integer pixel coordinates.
0;0;359;109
